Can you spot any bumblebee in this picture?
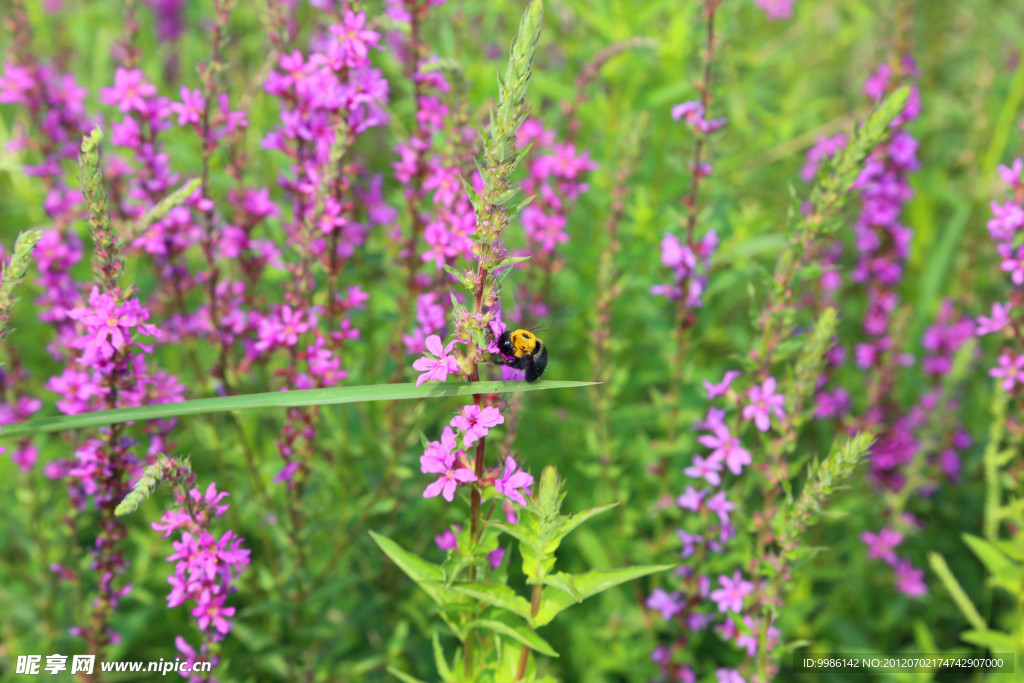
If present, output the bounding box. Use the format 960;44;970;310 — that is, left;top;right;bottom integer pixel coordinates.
497;329;548;382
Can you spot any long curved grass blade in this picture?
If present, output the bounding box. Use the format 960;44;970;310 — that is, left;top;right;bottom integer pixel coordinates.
0;380;597;438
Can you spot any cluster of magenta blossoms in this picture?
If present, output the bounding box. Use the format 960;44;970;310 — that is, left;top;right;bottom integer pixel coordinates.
980;157;1024;386
650;101;723;308
647;370;787;682
152;481;250;681
384;0;485;357
0;60;93;464
412;325;535;520
0;61;90;225
45;287;184;501
753;0;795;22
258;8;394;481
860;525;926;597
510;119;597;320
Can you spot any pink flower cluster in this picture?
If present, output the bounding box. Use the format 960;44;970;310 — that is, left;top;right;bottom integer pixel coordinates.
651;100;726;307
419;400;533;514
981;157;1024;390
510;120;597;320
153;482;251;680
861;526;927;597
648;365;791;679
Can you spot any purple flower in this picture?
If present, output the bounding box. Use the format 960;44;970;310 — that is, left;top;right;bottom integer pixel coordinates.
451;404;504;446
645;587;683;620
421;448;477;503
328;11;381;67
716;668;747;683
487;547;506;569
412;335;462;386
742;377;786;432
861;526;903;564
677;529;701;558
709;571;754;613
493;456;533;506
67;288;160;365
434;527;459;551
893;557;927;597
100;67;157;113
191;593;235;635
990;353;1024;391
420;426;460;473
671;101;703;123
170;86;204;126
684;454;722;486
677;485;704;511
1000;245;1024;285
706;490;736;525
698;424;751;475
976;302;1012;336
998;158;1023;188
704;370;740;399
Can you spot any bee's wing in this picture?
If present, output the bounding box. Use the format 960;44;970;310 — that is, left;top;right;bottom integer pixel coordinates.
525;307;570;333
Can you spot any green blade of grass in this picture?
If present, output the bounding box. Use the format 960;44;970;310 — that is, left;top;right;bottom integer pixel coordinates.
0;380;597;438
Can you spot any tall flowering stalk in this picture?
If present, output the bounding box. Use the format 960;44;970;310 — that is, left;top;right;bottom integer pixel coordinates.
645;89;910;682
41;129;186;659
653;0;725;448
404;1;546;675
116;455;250;682
411;0;545;539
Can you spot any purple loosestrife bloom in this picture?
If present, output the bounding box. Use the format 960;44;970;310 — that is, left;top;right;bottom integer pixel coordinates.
684;454;722;486
435;528;459;551
412;335;462;386
716;668;747;683
100;67;158;113
493;457;534;506
705;490;736;525
989;353;1024;391
709;571;755;613
487;547;506;569
742;376;786;432
704;370;740;398
1000;244;1024;285
698;424;751;475
421;449;477;503
67;288;160;365
893;557;927;597
155;483;250;643
451;404;505;446
677;485;704;511
420;426;459;472
645;588;684;621
860;526;903;564
976;302;1012;336
801;133;846;181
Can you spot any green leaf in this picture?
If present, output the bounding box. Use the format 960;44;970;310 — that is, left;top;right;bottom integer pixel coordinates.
449;582;533;621
469;609;559;658
534;564;673;626
1;381;597;438
555;503;618;544
927;552;986;631
431;631;455;682
960;629;1016;652
487;519;535;547
386;667;430;683
368;531;450;607
962;533;1020;592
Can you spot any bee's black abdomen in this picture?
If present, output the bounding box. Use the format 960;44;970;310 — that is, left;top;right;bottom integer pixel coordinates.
525;344;547;382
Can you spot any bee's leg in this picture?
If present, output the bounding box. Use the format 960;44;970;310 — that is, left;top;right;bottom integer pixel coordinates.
524;359;542;382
